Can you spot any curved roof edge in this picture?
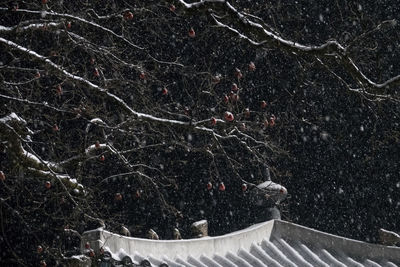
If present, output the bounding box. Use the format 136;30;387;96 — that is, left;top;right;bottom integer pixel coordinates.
81;220;275;259
81;220;400;265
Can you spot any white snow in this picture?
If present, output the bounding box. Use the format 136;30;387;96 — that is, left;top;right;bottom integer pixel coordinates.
81;220;400;266
0;112;27;124
192;220;207;227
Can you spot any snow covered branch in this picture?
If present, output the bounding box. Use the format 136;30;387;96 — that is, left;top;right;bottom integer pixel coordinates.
0;21;65;33
0;36;271;153
0;113;83;190
0;7;143;50
175;0;400;95
0;37;189;126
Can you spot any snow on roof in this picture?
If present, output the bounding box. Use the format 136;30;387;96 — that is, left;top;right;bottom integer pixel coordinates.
81;220;400;266
192;220;207;227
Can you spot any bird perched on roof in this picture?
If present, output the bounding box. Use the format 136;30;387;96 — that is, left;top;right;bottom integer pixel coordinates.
148;229;159;240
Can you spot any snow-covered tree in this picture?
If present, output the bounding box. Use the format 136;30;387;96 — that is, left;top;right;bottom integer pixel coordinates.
1;0;399;265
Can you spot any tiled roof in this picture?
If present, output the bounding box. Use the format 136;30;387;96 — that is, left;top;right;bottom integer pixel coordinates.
81;220;400;266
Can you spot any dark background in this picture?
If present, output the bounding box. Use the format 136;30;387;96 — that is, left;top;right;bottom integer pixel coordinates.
0;0;399;265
